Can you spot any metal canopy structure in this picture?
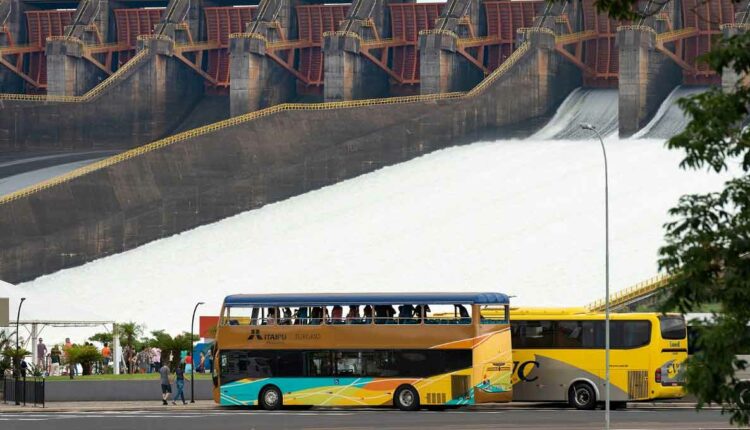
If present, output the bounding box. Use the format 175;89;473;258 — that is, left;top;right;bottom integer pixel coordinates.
8;319;120;374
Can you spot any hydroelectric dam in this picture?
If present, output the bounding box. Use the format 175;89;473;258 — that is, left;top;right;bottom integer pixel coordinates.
0;0;748;283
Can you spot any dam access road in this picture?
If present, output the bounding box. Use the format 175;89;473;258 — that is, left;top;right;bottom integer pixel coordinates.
0;405;733;429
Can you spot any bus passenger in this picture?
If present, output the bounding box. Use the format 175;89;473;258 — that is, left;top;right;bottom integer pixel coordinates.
398;305;416;324
363;305;373;324
345;306;360;323
331;306;344;324
311;307;323;325
375;305;396;324
266;308;277;325
295;307;308;325
281;307;293;325
456;305;470;324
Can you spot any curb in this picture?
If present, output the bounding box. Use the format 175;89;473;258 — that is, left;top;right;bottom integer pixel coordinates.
0;402;721;414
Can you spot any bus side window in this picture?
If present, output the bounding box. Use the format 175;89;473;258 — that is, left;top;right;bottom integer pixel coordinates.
556;321;583;348
480;305;508;324
305;351;332;376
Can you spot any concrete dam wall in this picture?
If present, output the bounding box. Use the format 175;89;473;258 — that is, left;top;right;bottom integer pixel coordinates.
0;31;581;283
0;38;209;152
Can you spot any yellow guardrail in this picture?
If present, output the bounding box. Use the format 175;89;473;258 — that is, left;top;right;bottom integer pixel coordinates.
0;41;531;205
585;274;673;312
616;25;657;35
517;27;556;36
555;30;597;45
720;23;750;30
321;31;363;42
46;36;84;44
418;29;459;39
655;27;697;42
229;32;270;43
0;48;150;103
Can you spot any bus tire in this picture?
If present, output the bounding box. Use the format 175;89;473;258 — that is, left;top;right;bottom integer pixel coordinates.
569;382;597;410
394;385;420;411
736;381;750;409
259;385;283;411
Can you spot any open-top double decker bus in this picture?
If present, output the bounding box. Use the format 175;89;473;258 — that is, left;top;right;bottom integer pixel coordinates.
212;292;512;410
506;308;687;409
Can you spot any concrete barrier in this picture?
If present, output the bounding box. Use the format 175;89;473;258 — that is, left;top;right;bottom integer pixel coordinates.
45;379;215;402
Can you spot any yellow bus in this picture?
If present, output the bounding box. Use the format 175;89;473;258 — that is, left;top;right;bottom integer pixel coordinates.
212;292;513;410
505;308;687;409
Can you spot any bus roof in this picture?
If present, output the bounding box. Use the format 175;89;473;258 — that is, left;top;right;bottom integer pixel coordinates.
223;292;510;307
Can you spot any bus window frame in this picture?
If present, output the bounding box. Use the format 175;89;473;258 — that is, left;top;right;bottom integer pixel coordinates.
510;319;653;350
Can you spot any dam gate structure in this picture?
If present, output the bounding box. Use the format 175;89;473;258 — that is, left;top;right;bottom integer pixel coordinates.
0;0;748;282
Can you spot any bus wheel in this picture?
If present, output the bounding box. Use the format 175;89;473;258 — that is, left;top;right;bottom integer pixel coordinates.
394;385;420;411
736;382;750;409
259;386;283;411
569;382;597;410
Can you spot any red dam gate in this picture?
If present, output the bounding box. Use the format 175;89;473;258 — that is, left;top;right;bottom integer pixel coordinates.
204;6;258;86
484;1;544;71
114;9;164;64
25;10;75;88
389;3;443;84
296;4;349;86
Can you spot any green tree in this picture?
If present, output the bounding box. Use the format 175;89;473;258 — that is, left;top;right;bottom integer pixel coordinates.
88;332;113;345
146;330;198;369
586;0;750;425
66;345;102;376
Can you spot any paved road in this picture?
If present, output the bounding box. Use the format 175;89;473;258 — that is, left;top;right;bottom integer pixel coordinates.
0;150;120;196
0;407;734;430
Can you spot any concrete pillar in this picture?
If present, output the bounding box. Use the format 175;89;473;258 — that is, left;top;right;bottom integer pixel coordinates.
229;35;295;116
721;24;750;92
46;38;108;97
322;33;388;102
418;31;482;95
419;32;458;95
30;323;37;367
112;323;120;375
617;27;682;137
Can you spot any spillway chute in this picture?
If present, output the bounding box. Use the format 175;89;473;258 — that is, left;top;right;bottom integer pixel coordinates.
531;88;619;140
632;86;708;139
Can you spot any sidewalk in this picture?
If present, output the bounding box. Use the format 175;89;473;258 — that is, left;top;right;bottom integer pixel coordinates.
0;400;220;413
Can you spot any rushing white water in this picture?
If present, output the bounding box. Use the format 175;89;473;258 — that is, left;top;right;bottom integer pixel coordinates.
532;88;619;140
0;136;737;344
633;86;707;139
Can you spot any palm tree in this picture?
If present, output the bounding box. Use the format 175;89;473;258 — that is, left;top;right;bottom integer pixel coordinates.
118;322;144;348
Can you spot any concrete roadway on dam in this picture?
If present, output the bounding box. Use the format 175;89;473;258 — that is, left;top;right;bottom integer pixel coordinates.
0;150;120;196
0;407;733;430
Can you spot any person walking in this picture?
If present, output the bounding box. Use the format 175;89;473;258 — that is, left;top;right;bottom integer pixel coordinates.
50;346;61;376
36;338;48;369
159;362;172;405
101;342;111;373
172;363;188;405
137;346;150;374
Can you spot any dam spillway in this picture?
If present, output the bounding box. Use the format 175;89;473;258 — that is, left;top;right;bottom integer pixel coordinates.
0;0;748;283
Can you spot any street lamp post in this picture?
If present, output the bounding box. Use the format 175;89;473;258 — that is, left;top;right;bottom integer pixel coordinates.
580;123;610;430
190;301;205;404
14;297;26;406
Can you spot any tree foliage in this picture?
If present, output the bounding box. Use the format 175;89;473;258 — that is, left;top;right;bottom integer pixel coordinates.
66;344;103;376
587;0;750;425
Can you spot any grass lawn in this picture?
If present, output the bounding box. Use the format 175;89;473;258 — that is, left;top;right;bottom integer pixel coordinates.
44;373;213;382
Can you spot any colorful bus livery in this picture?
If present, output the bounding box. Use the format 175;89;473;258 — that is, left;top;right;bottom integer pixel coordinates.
213;292;513;410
